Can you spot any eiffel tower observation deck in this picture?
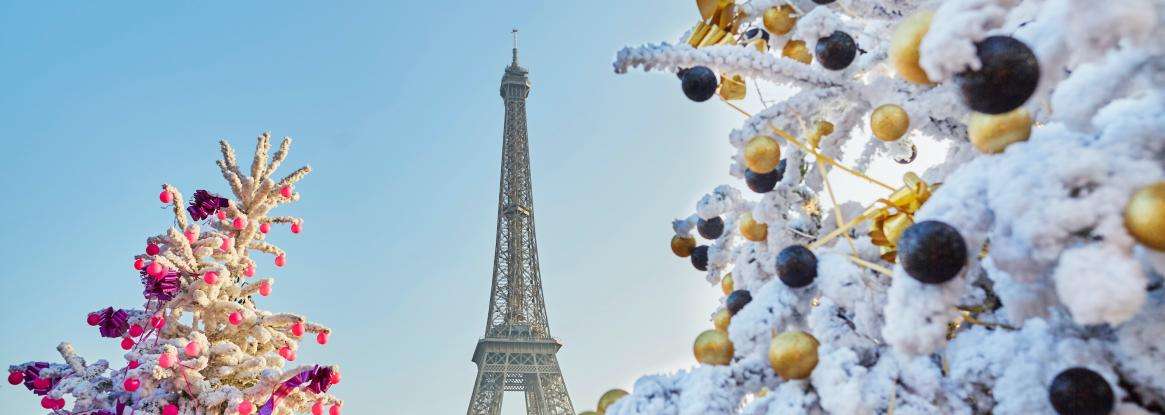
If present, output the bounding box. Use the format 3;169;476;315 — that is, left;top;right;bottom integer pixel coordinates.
465;30;576;415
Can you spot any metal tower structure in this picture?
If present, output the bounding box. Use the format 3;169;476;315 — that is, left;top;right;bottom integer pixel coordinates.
466;30;576;415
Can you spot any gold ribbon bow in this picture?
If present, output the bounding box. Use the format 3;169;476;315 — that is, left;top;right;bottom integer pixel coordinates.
690;0;743;48
865;172;939;262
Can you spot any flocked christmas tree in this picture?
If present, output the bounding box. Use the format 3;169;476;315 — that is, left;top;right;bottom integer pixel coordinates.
5;134;343;415
583;0;1165;414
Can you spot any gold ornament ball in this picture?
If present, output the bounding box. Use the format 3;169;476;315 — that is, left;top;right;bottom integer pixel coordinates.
721;273;734;295
693;329;734;366
782;40;812;64
738;212;769;242
763;5;797;35
713;308;732;332
890;11;934;84
1125;182;1165;251
597;389;629;414
968;108;1033;154
768;331;819;380
744;135;781;174
871;104;910;142
671;235;697;257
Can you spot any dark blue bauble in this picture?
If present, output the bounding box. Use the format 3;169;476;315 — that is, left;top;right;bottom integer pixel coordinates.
955;36;1040;114
698;216;725;240
726;289;752;315
812;0;836;3
681;66;718;102
744;159;786;193
743;27;770;43
898;221;968;284
777;245;817;288
1049;367;1114;415
815;31;857;70
691;245;710;271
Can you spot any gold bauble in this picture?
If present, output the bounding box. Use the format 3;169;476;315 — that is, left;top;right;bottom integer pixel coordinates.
738;211;768;241
721;273;734;295
671;235;697;257
597;389;629;414
890;11;934;84
968;108;1033;154
1125;182;1165;251
762;5;796;36
871;104;910;142
693;329;734;365
768;331;819;380
713;308;732;331
744;135;781;174
781;40;812;64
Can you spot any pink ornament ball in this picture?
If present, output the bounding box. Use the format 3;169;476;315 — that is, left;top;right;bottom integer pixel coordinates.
291;222;302;234
237;401;254;415
312;401;325;415
329;403;342;415
146;243;160;256
127;360;140;369
316;331;330;345
329;370;341;385
258;280;272;297
291;322;305;337
275;254;286;267
203;271;218;285
129;324;145;337
150;314;166;329
123;377;140;392
32;377;51;389
147;262;164;277
163;404;179;415
7;371;23;385
120;337;135;350
278;346;295;361
280;186;293;198
87;312;101;326
220;237;232;251
244;265;255;277
232;217;246;230
184;341;200;357
184;229;197;244
159;190;172;204
159;353;175;369
259;223;270;234
217;209;227;220
229;312;243;326
133;258;145;270
41;395;55;409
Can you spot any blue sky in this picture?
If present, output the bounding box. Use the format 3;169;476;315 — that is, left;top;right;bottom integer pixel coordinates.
0;1;762;413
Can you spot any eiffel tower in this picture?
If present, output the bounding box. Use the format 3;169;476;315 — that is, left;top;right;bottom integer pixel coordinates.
466;30;576;415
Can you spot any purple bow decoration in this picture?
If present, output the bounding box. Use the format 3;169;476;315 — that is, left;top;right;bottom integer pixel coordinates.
95;307;130;338
187;190;230;221
258;365;334;415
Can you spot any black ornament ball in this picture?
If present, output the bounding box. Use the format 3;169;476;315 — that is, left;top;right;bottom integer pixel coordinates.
812;0;836;3
681;66;718;102
743;27;770;43
955;36;1040;114
815;31;857;70
691;245;710;271
777;245;818;288
745;159;787;193
1049;367;1114;415
698;216;725;240
898;220;968;284
726;289;753;315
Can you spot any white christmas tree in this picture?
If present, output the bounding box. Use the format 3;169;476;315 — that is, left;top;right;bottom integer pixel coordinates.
6;134;344;415
590;0;1165;414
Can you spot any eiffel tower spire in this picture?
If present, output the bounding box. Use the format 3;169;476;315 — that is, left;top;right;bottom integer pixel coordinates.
466;32;576;415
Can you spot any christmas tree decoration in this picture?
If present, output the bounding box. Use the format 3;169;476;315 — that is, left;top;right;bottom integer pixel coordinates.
815;31;857;70
744;135;781;174
725;289;751;315
744;159;786;193
871;104;910;142
698;216;725;240
738;211;768;242
693;329;734;366
597;389;629;414
719;74;747;101
781;40;812;64
713;309;732;332
1048;367;1114;415
682;66;718;102
720;273;734;295
768;331;819;380
776;245;817;288
890;11;934;84
893;143;918;164
691;245;710;271
762;5;796;36
811;0;835;4
898;220;967;284
955;36;1040;114
968;108;1033;154
1124;182;1165;251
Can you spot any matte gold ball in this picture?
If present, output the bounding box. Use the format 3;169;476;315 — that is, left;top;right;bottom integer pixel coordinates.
713;308;732;332
871;104;910;142
763;5;797;36
671;235;698;257
721;273;734;295
597;389;629;414
890;11;934;84
1125;182;1165;251
782;40;812;64
768;331;819;380
738;212;769;242
694;329;734;366
968;108;1032;154
744;136;781;174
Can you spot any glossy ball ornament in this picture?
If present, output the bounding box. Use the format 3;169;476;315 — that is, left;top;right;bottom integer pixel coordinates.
291;221;302;234
744;159;786;193
330;370;342;385
671;235;697;257
238;401;255;415
292;321;305;337
120;337;135;350
812;0;835;3
956;36;1040;114
146;243;160;256
229;311;243;326
185;341;201;357
894;143;918;164
726;289;752;315
123;377;140;392
968;108;1033;154
329;404;342;415
713;308;732;332
32;377;50;389
159;190;172;204
681;66;718;102
41;396;56;409
1125;182;1165;251
1048;367;1114;415
898;220;968;284
281;186;294;198
744;135;781;174
782;40;812;64
87;312;101;326
693;329;734;366
8;371;24;385
763;5;796;36
815;31;857;70
258;280;272;296
150;314;166;329
129;324;144;337
163;404;179;415
738;212;768;242
871;104;910;142
317;331;331;345
259;223;270;234
890;11;934;84
697;216;725;240
127;360;140;369
691;245;710;271
133;258;145;270
742;28;769;43
768;331;819;380
159;352;175;369
777;245;817;288
312;401;326;415
720;273;734;295
275;254;286;267
597;389;629;413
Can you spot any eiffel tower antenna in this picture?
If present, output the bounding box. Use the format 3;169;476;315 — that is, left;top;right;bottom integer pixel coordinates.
465;33;575;415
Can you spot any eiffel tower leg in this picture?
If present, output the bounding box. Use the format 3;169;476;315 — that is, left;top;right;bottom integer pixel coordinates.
467;369;505;415
525;373;545;415
536;371;575;415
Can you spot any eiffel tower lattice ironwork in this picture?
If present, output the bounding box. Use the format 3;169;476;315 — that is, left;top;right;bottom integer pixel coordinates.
466;30;576;415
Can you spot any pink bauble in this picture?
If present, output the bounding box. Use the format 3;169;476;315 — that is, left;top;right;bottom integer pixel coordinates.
280;186;293;198
40;395;55;409
146;243;160;256
159;190;172;204
232;217;246;230
7;371;23;385
329;403;342;415
146;262;164;277
244;265;255;277
217;209;227;220
32;377;50;389
274;254;286;267
316;331;330;345
291;222;302;234
120;337;135;350
87;312;101;326
127;360;140;369
229;312;243;325
278;346;293;360
184;229;197;244
133;258;145;270
220;237;232;251
129;324;144;337
184;341;200;357
258;281;272;297
123;377;140;392
259;223;270;233
150;314;166;329
163;404;179;415
312;401;325;415
203;271;218;285
291;322;305;337
159;353;174;369
329;370;341;385
237;401;254;415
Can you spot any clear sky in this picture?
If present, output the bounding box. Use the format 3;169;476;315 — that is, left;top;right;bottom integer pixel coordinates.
0;2;926;414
